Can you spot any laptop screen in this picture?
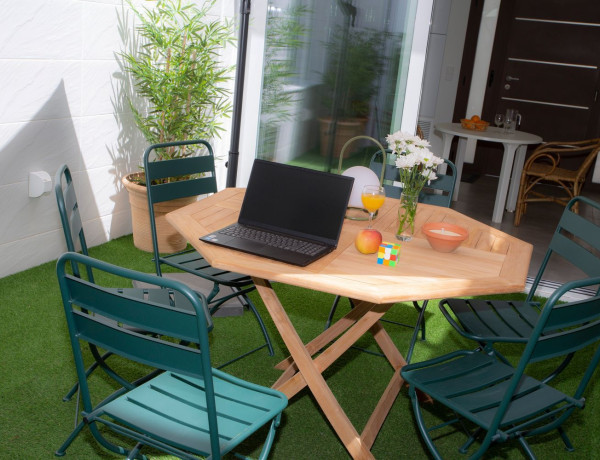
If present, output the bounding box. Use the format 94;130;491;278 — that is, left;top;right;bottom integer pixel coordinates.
238;160;354;246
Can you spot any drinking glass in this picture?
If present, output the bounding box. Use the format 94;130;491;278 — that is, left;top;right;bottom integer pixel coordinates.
504;108;520;133
361;185;385;228
494;113;504;128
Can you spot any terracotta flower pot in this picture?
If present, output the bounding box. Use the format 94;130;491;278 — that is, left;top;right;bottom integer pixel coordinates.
122;173;196;253
318;117;367;158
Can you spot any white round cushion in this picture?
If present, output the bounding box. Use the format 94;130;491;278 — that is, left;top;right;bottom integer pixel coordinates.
342;166;380;208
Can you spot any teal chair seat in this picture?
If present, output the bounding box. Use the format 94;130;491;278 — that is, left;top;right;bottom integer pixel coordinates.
402;351;574;431
441;298;541;340
93;370;286;458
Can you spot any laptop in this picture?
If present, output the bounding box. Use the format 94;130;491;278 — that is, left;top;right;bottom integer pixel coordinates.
200;159;354;266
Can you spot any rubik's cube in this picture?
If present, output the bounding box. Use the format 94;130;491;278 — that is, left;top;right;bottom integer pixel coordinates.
377;242;401;267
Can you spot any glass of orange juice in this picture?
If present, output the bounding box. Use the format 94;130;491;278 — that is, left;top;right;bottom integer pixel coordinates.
361;185;385;228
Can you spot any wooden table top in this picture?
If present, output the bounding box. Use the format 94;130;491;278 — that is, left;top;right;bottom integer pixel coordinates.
167;188;533;304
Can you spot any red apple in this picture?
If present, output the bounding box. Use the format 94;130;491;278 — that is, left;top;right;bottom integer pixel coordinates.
355;229;383;254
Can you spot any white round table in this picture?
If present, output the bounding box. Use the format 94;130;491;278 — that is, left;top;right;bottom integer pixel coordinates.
436;122;543;223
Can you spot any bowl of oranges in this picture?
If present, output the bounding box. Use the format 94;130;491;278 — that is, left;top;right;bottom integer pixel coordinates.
460;115;489;131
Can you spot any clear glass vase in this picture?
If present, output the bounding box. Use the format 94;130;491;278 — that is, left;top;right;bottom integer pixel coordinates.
396;189;419;241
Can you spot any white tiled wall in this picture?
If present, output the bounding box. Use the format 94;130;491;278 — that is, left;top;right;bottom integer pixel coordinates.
0;0;236;278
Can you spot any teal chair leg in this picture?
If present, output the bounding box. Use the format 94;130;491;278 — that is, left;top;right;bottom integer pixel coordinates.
324;295;344;330
62;348;114;401
244;294;274;356
232;414;282;460
206;285;274;361
406;300;429;363
126;442;145;460
558;426;575;452
257;414;282;460
517;437;536;460
409;385;444;460
458;427;482;453
55;420;85;456
412;301;426;341
215;293;274;369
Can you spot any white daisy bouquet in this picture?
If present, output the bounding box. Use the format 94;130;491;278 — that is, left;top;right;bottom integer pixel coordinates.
386;130;444;195
386;130;444;240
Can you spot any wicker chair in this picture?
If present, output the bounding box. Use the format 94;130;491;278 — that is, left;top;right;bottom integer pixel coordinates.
514;138;600;226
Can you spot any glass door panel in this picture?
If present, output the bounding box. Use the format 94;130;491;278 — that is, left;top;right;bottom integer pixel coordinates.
257;0;418;172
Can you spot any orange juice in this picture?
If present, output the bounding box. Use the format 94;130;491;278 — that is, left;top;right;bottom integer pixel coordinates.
361;193;385;213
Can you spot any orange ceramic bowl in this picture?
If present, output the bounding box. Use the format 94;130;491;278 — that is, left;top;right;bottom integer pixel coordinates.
422;222;468;253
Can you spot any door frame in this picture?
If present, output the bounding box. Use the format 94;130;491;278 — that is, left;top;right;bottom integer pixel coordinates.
236;0;434;187
395;0;435;133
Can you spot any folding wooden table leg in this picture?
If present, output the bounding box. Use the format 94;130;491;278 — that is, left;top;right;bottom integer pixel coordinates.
254;280;408;459
254;278;376;459
361;320;407;449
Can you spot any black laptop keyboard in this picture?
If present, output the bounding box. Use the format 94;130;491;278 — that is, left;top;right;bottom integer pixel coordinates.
220;225;326;256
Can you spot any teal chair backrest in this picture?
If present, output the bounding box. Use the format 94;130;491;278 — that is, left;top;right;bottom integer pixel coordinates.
56;252;221;452
143;139;217;275
55;164;94;282
528;196;600;301
57;252;213;372
143;140;218;204
368;150;457;207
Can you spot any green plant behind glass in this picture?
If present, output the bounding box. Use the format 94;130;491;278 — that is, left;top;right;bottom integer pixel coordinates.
321;28;385;120
258;4;309;160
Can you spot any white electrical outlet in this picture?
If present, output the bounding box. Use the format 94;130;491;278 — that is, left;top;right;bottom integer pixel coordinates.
29;171;52;198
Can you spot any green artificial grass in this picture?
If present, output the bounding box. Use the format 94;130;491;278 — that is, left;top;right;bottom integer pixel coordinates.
2;234;600;459
287;145;376;172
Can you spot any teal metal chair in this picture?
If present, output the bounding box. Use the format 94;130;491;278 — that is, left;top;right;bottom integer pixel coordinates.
55;164;173;452
439;195;600;381
401;273;600;459
143;140;274;362
55;165;94;281
325;152;457;361
56;252;287;459
55;164;155;401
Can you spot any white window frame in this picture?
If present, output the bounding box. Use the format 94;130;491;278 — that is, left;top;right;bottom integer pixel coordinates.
236;0;434;186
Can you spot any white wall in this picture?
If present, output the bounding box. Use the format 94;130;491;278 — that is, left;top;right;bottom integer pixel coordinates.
0;0;236;278
399;0;435;135
462;0;500;163
423;0;470;157
465;0;500;120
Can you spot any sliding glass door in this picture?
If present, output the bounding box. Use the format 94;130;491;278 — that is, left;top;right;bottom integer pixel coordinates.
256;0;420;172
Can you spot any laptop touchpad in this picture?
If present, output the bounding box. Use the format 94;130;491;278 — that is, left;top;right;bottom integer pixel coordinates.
227;238;266;252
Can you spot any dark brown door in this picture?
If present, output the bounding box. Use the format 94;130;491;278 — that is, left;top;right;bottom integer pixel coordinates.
468;0;600;176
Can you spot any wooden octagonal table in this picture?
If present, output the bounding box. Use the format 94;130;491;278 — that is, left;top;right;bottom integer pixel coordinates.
167;188;533;460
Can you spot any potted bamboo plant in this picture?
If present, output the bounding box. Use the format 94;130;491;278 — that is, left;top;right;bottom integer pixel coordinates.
120;0;234;252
